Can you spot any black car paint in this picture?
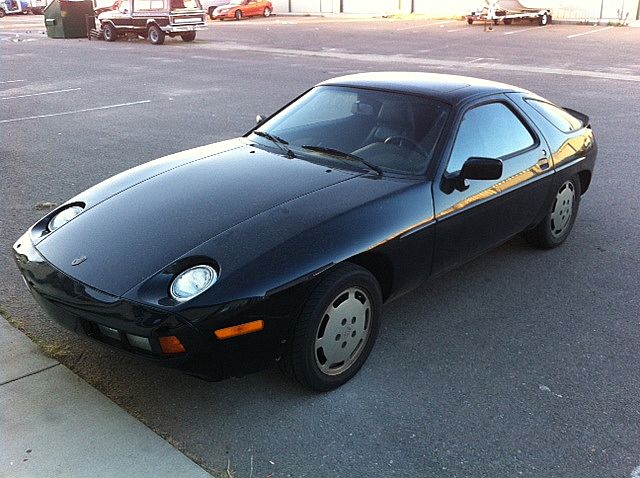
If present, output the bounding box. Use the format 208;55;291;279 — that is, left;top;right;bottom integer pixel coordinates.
13;73;597;381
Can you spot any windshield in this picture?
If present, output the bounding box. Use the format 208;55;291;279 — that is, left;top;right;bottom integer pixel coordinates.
229;0;242;4
252;85;450;175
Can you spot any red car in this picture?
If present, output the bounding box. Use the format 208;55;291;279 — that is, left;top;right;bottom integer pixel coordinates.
211;0;271;20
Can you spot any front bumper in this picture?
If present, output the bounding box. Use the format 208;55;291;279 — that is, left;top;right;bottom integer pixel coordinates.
12;232;292;381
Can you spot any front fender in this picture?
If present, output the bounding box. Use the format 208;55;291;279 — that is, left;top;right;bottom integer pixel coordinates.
162;176;436;321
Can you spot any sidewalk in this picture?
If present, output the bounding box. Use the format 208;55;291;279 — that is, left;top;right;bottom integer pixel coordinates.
0;316;212;478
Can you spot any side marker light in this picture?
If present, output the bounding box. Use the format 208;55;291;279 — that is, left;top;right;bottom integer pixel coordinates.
214;320;264;340
159;336;186;354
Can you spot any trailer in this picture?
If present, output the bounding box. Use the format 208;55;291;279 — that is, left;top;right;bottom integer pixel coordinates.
467;0;552;26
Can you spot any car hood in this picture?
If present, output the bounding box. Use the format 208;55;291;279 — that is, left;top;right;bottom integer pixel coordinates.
36;139;361;297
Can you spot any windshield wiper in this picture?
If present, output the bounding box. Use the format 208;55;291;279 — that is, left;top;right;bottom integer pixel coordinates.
301;145;383;176
253;131;295;159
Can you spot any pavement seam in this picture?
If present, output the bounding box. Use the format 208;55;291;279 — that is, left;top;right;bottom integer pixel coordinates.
0;363;60;387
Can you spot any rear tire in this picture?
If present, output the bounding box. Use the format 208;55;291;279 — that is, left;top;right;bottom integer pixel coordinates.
0;9;6;18
282;263;382;392
467;17;473;24
523;177;580;249
234;9;242;20
148;24;165;45
503;18;512;25
102;23;117;41
263;6;271;17
208;7;215;19
181;31;196;41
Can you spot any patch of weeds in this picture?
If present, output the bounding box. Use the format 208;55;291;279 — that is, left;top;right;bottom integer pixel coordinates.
0;304;25;330
0;302;71;361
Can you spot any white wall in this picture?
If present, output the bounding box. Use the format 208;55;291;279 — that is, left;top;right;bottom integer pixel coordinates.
282;0;639;19
270;0;288;13
413;0;476;16
342;0;398;14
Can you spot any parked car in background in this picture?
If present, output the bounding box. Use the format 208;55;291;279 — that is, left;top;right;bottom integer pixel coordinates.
97;0;206;44
0;0;46;17
210;0;271;20
200;0;227;19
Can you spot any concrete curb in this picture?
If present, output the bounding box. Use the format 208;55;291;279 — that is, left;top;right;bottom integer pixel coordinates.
0;316;212;478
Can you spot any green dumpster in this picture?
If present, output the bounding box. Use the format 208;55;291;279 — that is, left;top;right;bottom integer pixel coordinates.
44;0;94;39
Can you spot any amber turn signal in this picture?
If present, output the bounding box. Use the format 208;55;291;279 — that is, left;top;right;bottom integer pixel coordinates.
159;335;186;354
214;320;264;340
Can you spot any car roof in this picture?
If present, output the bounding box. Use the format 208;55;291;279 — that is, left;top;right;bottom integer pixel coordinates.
318;72;529;105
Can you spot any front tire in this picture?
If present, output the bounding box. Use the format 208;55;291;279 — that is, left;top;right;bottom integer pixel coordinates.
263;6;271;17
524;177;580;249
148;24;165;45
538;12;549;25
234;9;242;20
284;264;382;391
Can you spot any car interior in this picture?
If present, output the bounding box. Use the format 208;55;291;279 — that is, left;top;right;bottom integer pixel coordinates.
263;87;449;175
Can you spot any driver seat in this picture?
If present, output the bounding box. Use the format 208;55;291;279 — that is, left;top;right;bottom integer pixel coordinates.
362;100;415;147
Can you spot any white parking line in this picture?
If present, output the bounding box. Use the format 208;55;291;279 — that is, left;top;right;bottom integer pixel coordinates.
0;79;25;84
202;43;640;83
2;88;81;100
504;26;544;35
566;26;613;38
397;20;457;31
0;100;151;124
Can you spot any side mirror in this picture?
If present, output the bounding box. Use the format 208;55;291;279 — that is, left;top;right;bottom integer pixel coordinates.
256;114;266;125
461;157;503;180
442;157;503;193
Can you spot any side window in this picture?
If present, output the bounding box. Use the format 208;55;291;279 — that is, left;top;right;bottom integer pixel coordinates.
526;99;583;133
447;102;535;173
138;0;166;9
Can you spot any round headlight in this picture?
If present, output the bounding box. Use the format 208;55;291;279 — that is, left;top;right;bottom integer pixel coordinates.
170;265;218;302
48;205;84;232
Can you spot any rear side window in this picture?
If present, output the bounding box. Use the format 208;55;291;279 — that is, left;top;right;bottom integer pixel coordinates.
447;102;535;173
526;99;583;133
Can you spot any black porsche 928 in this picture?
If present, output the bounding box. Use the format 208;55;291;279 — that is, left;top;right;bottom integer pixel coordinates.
13;73;597;391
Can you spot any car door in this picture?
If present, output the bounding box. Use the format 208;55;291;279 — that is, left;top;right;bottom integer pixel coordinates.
431;96;554;275
244;0;255;15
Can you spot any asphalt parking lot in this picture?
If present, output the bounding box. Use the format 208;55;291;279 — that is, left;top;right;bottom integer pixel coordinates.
2;14;640;478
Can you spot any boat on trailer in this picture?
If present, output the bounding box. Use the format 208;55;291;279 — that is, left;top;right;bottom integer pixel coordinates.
467;0;553;26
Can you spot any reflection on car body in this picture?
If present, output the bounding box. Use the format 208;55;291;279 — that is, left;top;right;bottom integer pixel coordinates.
13;72;597;391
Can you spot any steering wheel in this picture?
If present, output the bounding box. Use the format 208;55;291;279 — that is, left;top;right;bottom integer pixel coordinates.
383;136;428;156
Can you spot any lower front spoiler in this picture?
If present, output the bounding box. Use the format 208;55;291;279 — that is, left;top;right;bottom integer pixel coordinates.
12;232;289;381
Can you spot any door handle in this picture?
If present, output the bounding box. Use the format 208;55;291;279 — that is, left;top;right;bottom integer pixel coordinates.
537;150;550;171
537;158;550;170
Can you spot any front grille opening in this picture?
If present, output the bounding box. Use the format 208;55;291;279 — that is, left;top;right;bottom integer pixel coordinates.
82;320;155;355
